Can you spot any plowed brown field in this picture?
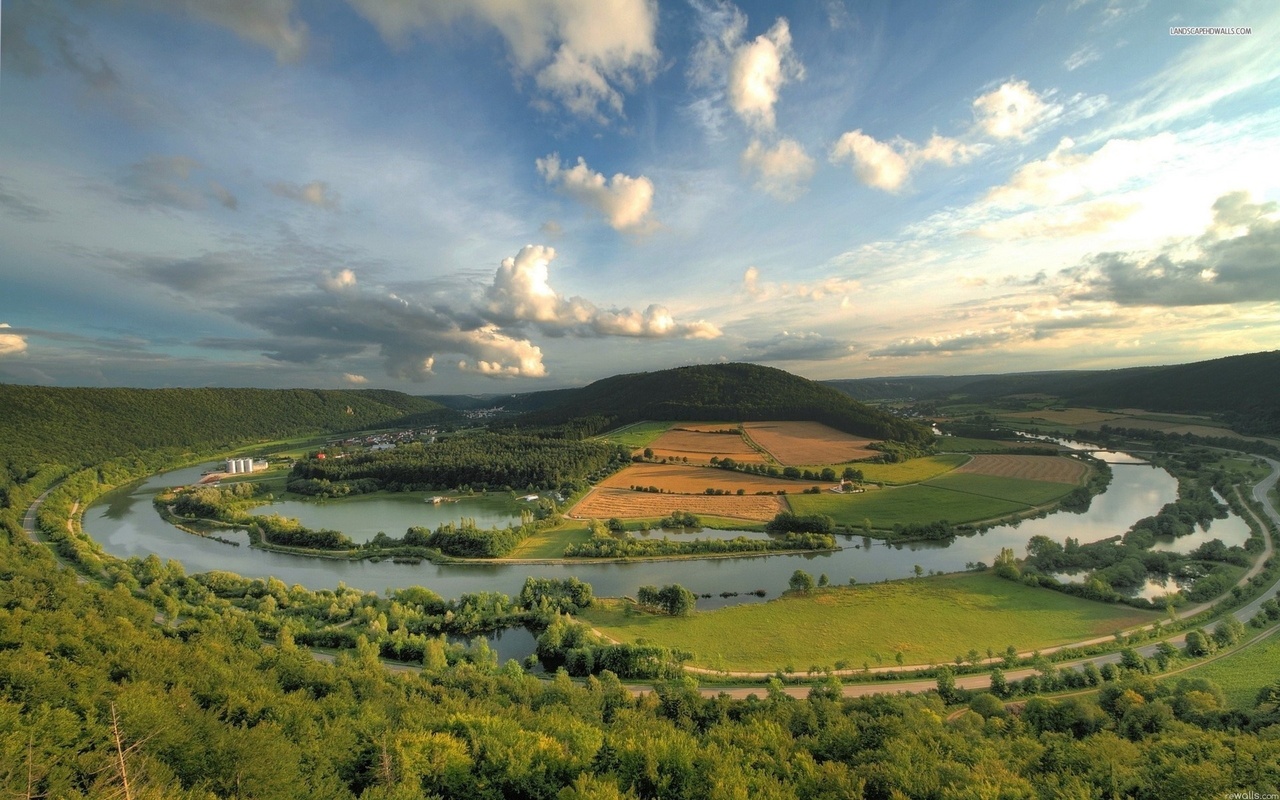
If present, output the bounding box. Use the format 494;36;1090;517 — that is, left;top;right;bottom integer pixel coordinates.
571;488;787;522
742;421;880;465
953;455;1088;484
600;464;812;494
643;427;767;464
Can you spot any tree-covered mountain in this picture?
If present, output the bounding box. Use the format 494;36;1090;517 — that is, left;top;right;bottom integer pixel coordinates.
517;363;934;445
0;385;453;474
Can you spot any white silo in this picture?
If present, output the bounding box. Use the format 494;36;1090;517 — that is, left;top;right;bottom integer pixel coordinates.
226;459;238;474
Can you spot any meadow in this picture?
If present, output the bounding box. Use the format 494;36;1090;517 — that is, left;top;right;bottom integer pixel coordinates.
580;572;1161;671
786;484;1028;527
592;420;672;449
926;473;1082;507
1175;628;1280;709
821;453;969;485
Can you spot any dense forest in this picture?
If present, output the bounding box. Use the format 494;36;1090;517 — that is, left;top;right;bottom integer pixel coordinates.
516;363;934;446
290;432;631;492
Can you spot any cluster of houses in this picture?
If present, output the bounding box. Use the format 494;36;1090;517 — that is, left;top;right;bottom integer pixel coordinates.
327;428;437;452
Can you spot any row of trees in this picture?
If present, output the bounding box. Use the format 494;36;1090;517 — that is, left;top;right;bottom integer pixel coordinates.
564;531;836;558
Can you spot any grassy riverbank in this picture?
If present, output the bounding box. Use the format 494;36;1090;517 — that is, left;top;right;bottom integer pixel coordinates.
580;571;1160;672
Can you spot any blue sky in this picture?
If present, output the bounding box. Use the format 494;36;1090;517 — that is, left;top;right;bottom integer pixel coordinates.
1;0;1277;392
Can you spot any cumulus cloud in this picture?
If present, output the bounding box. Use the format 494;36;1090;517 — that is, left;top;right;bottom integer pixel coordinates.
342;373;368;384
347;0;658;121
986;134;1177;208
688;4;802;133
972;80;1060;140
321;269;358;292
741;138;814;200
745;330;856;362
537;154;655;232
743;266;859;302
0;324;28;357
727;17;801;131
1060;191;1280;307
483;245;722;339
270;180;340;211
829;131;978;193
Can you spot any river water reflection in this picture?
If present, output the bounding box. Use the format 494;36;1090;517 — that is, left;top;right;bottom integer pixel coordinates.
85;456;1247;610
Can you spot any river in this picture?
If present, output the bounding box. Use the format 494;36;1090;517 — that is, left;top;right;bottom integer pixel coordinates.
84;451;1250;612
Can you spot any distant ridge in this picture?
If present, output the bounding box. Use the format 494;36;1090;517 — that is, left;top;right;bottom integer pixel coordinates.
0;385;452;471
824;350;1280;435
516;362;934;445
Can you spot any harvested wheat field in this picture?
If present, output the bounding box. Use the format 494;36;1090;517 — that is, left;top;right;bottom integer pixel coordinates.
600;464;811;495
643;427;767;464
742;421;880;466
954;454;1088;484
571;487;787;522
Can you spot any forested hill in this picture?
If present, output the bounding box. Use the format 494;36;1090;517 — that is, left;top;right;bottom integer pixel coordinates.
0;385;452;473
518;363;933;445
824;350;1280;435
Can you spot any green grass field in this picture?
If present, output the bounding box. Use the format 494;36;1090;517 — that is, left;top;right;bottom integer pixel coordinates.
786;484;1028;527
579;572;1160;671
934;437;1040;453
593;421;673;449
1178;629;1280;709
507;524;595;559
925;473;1079;506
842;454;969;485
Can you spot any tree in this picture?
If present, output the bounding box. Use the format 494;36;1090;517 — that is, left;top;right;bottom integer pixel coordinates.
643;447;654;459
789;570;815;594
818;573;829;587
913;564;924;579
657;584;696;616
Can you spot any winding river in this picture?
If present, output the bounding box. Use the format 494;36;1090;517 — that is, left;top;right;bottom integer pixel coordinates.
84;451;1250;611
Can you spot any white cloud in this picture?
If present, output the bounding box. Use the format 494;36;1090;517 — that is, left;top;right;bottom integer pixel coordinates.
972;80;1059;140
986;134;1177;208
1064;45;1101;71
346;0;659;121
976;200;1140;239
829;130;977;193
0;324;28;356
455;327;545;378
483;244;723;339
688;5;801;133
741;138;814;201
270;180;340;210
320;269;358;292
743;266;859;302
342;372;368;384
537;154;655;232
727;17;801;131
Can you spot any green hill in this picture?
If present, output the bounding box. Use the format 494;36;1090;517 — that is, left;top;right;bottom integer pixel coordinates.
519;363;933;445
0;385;453;475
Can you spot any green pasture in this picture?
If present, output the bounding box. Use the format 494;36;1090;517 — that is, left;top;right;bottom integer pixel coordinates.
838;454;968;485
580;571;1160;672
934;437;1041;453
786;484;1027;528
507;524;595;559
593;421;673;449
925;473;1080;506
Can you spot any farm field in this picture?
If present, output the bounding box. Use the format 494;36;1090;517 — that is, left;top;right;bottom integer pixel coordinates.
1075;416;1263;441
926;473;1081;507
839;453;968;485
935;436;1051;453
571;487;786;522
644;426;767;464
599;463;808;495
742;421;880;465
954;454;1089;484
593;421;672;449
786;484;1027;527
1002;408;1127;426
580;572;1161;671
1175;628;1280;709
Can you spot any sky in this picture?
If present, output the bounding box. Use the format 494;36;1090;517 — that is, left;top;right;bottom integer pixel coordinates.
1;0;1277;393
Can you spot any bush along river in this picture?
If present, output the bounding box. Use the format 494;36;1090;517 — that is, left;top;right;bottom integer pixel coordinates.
82;444;1257;613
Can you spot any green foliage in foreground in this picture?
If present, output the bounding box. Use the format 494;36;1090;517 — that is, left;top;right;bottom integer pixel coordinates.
563;531;835;558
